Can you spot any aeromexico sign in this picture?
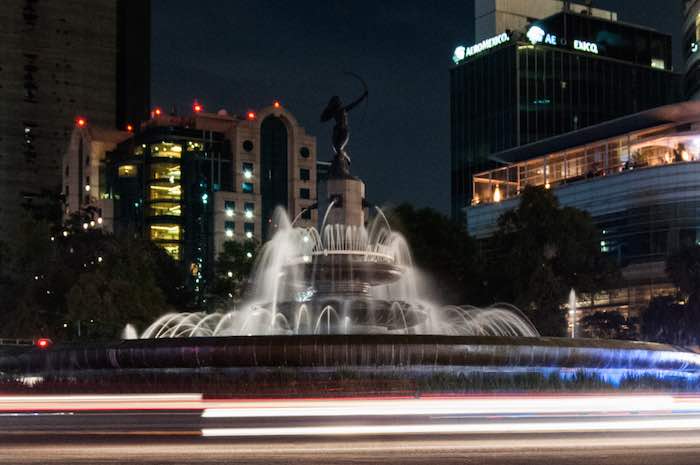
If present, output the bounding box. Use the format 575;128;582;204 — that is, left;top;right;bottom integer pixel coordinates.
452;32;510;64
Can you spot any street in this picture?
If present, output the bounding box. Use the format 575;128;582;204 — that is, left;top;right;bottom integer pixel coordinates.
2;394;700;463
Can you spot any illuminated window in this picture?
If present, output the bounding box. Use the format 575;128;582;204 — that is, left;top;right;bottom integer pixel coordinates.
300;168;310;181
149;224;181;241
225;200;235;217
241;181;254;193
160;243;181;260
650;58;664;69
150;163;181;182
244;202;254;218
187;141;204;151
225;221;235;238
149;182;181;201
118;164;137;177
151;142;182;159
134;144;145;156
244;222;254;238
150;203;181;217
300;188;310;199
242;162;254;179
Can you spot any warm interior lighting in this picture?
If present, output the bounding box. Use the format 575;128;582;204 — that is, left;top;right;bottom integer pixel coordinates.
493;185;502;202
247;111;256;120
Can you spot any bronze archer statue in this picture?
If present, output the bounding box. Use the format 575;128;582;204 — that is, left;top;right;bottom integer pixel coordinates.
321;74;368;178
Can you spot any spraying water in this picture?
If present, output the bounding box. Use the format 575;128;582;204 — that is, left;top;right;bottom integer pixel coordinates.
138;207;538;338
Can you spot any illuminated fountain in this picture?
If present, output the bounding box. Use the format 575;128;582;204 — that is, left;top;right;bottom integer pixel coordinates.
140;206;537;338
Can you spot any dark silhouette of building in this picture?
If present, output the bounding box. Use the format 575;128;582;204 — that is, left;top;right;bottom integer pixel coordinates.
0;0;150;240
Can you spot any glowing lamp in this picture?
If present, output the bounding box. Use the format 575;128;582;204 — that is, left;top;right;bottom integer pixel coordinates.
36;338;52;349
126;124;133;132
154;107;162;116
247;111;255;120
493;185;502;202
273;101;281;108
76;117;87;127
193;101;203;113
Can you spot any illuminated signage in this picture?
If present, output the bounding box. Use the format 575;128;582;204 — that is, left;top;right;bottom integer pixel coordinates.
526;26;557;45
453;32;510;64
574;40;599;54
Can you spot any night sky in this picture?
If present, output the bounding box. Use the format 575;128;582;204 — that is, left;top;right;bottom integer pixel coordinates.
152;1;682;214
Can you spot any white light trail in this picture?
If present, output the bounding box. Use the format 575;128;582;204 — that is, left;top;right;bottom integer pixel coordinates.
202;416;700;437
202;395;699;419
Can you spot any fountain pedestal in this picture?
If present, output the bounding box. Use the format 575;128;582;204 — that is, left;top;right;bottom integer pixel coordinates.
326;177;365;227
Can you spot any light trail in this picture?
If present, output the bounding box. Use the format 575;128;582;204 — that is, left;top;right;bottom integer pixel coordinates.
201;415;700;437
0;394;203;411
4;393;700;420
202;394;700;418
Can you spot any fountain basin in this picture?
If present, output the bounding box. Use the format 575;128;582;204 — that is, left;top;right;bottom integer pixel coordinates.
4;335;700;379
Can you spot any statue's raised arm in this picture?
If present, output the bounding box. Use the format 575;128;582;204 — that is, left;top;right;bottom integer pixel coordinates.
320;74;368;178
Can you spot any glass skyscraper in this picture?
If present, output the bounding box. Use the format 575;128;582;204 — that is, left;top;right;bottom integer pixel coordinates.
451;10;682;220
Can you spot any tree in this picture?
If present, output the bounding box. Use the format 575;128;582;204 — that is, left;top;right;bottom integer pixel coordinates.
487;186;619;336
640;296;688;345
639;244;700;345
205;239;259;309
0;204;188;340
385;204;483;305
581;311;637;340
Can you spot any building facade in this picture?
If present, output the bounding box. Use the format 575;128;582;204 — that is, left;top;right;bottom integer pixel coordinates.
63;102;318;290
0;0;149;240
475;0;616;43
451;7;682;220
466;101;700;328
684;0;700;99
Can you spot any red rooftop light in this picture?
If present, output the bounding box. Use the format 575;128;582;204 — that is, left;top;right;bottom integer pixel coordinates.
247;111;256;120
36;338;52;349
273;101;281;108
193;101;203;113
76;117;86;127
154;107;162;116
126;123;133;132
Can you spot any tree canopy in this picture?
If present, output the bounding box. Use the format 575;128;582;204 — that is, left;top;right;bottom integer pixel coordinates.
486;186;619;336
0;208;188;341
385;204;483;305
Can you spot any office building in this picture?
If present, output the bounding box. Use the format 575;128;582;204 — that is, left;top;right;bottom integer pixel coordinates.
466;101;700;327
475;0;616;43
451;4;682;220
0;0;149;239
63;102;318;290
684;0;700;99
